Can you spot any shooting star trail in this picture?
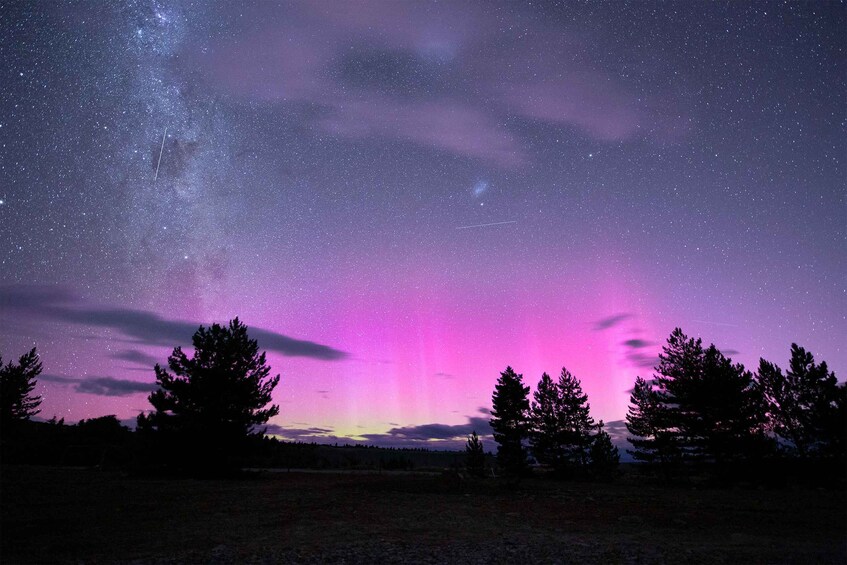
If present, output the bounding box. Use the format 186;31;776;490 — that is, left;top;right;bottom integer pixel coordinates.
153;127;167;182
692;319;741;328
456;220;517;230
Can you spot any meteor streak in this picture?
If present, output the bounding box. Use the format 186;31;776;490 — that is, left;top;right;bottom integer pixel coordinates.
153;127;167;182
692;319;740;328
455;220;517;230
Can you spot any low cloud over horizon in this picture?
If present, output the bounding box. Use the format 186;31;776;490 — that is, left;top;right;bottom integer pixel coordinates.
265;408;497;451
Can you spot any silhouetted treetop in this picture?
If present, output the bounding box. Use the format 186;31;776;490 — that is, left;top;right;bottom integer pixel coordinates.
142;318;280;439
530;368;595;471
0;347;43;428
756;344;844;458
490;366;530;477
590;420;620;478
465;430;486;477
640;328;764;464
626;376;666;464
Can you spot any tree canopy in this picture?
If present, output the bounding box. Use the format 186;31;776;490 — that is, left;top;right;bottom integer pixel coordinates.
625;376;666;464
0;347;43;429
530;368;596;472
627;330;845;476
139;318;280;472
756;344;844;458
628;328;765;466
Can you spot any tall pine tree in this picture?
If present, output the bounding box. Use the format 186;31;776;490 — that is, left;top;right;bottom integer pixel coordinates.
653;328;703;461
529;372;560;466
556;367;596;467
694;345;764;463
490;366;530;477
626;376;669;464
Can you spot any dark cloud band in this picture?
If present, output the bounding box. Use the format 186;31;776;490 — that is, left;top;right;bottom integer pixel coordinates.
40;374;155;397
0;285;348;361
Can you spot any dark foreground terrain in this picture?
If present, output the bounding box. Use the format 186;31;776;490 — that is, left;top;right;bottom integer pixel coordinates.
2;465;845;564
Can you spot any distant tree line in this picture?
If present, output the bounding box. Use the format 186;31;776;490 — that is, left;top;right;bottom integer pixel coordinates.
3;321;844;485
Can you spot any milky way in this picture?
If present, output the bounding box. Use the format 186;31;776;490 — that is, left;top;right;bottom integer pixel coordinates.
1;1;844;449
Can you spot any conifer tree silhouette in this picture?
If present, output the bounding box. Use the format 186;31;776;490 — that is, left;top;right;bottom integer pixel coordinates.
139;318;280;474
555;367;596;467
530;368;596;473
0;348;43;430
626;376;665;464
490;366;530;478
589;420;620;479
529;372;560;466
649;328;763;464
465;430;486;477
757;344;844;458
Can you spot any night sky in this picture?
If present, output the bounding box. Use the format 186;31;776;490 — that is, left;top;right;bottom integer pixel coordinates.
1;1;844;449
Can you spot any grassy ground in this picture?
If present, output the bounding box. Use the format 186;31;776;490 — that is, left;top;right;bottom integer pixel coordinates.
2;465;845;564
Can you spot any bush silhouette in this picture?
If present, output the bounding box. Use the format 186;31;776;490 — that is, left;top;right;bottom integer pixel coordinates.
589;420;620;480
465;430;486;477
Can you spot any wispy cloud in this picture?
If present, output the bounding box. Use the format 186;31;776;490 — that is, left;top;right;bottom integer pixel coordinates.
621;338;659;369
40;374;155;397
356;411;494;449
593;313;633;331
601;419;633;462
627;353;660;369
197;2;686;167
0;285;348;361
362;416;493;443
110;349;161;367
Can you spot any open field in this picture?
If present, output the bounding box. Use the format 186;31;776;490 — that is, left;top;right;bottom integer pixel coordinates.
2;465;845;564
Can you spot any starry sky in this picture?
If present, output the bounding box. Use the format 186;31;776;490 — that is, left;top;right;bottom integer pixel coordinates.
1;0;844;449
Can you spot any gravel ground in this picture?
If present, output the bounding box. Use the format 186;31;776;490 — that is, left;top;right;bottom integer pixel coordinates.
128;536;843;565
3;466;844;564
